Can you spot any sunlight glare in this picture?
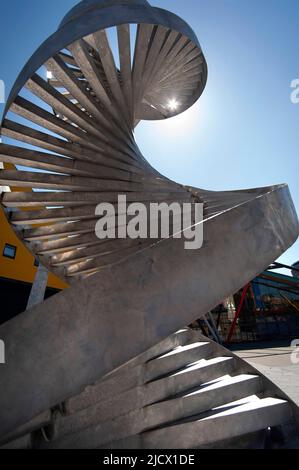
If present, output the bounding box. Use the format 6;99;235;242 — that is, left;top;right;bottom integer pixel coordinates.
167;98;179;111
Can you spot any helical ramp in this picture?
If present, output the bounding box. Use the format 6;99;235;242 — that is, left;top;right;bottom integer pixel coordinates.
0;0;299;449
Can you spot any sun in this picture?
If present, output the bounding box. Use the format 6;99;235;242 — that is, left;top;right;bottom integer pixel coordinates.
167;98;179;111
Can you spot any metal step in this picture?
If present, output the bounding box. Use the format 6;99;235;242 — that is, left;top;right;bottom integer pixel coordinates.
42;374;262;449
0;410;51;447
37;356;236;448
0;433;32;450
141;396;292;449
145;341;213;382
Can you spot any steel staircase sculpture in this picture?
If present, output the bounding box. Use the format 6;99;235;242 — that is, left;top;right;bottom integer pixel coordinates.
0;0;298;448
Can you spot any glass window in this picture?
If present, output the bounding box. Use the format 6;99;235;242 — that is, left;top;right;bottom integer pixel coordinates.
3;244;17;260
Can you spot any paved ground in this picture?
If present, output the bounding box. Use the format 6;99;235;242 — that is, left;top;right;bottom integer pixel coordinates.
230;340;299;447
230;340;299;406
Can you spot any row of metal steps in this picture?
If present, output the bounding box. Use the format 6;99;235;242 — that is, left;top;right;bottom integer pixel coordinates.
1;329;298;449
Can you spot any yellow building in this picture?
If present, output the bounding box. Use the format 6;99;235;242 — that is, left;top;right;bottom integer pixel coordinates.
0;163;67;323
0;205;67;289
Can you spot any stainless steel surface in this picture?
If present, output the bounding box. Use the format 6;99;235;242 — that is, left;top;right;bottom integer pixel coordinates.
0;0;298;446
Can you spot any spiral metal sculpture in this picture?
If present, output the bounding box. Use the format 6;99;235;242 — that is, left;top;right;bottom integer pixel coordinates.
0;0;209;281
0;0;298;447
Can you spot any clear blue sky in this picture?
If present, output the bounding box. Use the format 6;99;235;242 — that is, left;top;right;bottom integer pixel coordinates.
0;0;298;270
